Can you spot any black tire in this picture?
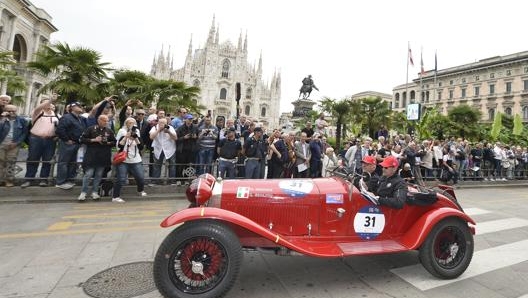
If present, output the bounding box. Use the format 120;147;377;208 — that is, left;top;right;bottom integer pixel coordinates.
153;220;242;298
419;217;474;279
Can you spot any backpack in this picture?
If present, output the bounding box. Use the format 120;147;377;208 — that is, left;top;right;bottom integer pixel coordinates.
98;180;114;197
25;112;59;144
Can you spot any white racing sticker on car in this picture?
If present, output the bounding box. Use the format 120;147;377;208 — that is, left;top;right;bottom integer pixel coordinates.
279;180;313;197
353;206;385;240
236;187;250;199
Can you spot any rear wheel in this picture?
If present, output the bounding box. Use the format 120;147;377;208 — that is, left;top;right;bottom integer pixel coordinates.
153;220;242;298
419;218;473;279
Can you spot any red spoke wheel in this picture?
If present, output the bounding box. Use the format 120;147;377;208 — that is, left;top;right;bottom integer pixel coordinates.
154;220;242;298
419;218;474;279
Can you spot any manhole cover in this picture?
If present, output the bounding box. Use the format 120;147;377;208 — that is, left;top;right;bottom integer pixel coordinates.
82;261;156;298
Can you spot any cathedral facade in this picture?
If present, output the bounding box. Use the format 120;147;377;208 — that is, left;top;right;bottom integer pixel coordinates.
150;17;281;129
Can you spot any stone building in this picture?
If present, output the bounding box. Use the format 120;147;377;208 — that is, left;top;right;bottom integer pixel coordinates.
351;91;392;103
0;0;57;114
392;51;528;123
150;16;281;129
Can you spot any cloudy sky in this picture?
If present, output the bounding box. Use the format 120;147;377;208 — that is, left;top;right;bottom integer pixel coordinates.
31;0;527;113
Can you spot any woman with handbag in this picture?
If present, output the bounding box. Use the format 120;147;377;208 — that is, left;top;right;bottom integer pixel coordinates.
112;117;147;203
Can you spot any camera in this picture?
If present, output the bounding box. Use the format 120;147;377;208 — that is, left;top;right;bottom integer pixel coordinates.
130;125;139;138
164;126;171;132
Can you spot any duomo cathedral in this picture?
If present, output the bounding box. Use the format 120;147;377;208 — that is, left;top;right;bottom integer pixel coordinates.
150;16;281;129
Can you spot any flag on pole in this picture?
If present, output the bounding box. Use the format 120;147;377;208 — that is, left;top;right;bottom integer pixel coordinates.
420;51;425;76
408;47;414;67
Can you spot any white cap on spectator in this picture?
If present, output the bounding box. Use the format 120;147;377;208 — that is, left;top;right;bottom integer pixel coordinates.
147;114;158;122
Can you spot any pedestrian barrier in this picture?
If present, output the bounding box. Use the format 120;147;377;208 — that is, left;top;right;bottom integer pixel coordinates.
4;155;528;187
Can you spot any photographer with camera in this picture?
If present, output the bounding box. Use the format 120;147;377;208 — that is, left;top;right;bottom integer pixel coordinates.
118;98;143;128
86;95;118;130
196;116;218;175
149;117;177;185
77;115;116;201
112;117;146;203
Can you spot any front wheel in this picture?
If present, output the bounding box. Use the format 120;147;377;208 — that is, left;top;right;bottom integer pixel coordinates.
419;218;474;279
153;220;242;298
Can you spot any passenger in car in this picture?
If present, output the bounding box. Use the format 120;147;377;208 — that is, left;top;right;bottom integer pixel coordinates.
376;156;407;209
354;155;380;192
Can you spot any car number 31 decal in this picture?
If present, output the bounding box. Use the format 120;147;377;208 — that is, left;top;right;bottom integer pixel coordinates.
353;206;386;240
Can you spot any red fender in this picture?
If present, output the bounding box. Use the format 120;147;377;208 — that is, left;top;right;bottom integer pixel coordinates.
160;207;341;258
400;207;476;249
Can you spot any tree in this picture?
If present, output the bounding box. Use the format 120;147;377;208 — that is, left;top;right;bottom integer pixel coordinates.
319;97;352;150
447;104;482;139
416;108;452;140
360;97;391;138
108;69;204;115
0;51;26;102
27;42;111;105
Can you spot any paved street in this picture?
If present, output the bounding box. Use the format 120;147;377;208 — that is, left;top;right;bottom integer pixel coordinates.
0;187;528;298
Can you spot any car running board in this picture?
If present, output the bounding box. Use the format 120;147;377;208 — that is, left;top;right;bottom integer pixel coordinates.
338;240;408;256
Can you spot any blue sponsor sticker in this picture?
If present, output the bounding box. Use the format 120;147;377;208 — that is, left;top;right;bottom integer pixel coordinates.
278;180;313;197
326;193;343;204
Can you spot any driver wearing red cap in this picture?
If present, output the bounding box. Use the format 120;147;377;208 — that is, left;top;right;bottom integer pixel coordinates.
376;156;407;209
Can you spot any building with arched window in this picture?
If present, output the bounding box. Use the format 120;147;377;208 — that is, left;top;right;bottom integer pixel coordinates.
392;51;528;124
150;16;281;129
0;0;57;114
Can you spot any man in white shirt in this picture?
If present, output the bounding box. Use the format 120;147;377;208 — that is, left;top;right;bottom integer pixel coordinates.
493;142;505;181
149;117;178;185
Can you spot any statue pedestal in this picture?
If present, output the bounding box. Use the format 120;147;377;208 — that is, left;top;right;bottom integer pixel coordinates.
291;99;316;118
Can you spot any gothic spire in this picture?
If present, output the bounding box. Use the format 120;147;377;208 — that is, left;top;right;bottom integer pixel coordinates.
187;35;193;56
215;24;220;45
276;69;281;90
207;15;216;45
243;31;248;52
257;50;262;74
158;45;165;65
166;45;171;68
237;29;242;49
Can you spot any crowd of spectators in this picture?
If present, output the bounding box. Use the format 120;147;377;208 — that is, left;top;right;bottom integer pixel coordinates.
1;95;527;203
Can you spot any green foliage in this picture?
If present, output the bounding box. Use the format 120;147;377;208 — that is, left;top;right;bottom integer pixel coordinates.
108;69;203;114
513;114;523;135
490;112;502;140
389;111;411;135
0;51;27;98
319;96;353;150
27;42;111;104
447;105;482;139
361;97;391;138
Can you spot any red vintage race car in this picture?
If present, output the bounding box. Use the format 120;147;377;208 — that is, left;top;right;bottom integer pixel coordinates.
153;172;475;298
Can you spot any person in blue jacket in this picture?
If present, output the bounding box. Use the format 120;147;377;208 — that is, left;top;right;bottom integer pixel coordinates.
0;105;28;187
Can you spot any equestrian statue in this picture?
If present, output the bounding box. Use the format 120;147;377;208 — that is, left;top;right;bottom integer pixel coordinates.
298;75;319;100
